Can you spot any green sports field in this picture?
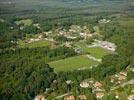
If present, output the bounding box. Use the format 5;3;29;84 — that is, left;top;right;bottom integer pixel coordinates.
18;40;52;48
83;47;112;59
75;41;112;59
49;55;99;72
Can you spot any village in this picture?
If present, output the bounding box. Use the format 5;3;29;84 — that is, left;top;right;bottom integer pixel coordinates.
1;0;134;100
9;19;134;100
34;65;134;100
16;23;116;52
29;25;133;99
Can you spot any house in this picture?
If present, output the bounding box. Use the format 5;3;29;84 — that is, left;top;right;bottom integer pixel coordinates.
118;75;126;81
53;80;58;84
78;95;87;100
59;31;66;36
129;68;134;72
0;18;5;22
38;35;42;39
64;95;75;100
34;95;46;100
115;95;119;99
110;77;115;83
66;80;73;85
10;27;14;29
20;26;24;30
115;74;118;78
93;81;102;89
98;19;110;24
66;36;77;40
75;48;83;54
95;92;104;99
111;73;126;84
69;29;76;33
89;80;94;84
45;88;50;92
118;81;121;84
79;33;87;37
64;42;72;48
128;94;134;100
11;40;15;43
33;23;40;29
120;72;127;76
80;81;89;88
79;32;91;39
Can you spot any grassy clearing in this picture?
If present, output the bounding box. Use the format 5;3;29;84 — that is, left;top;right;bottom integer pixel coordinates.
49;55;98;72
118;20;134;29
15;19;33;26
18;40;52;48
75;41;111;59
83;47;111;59
0;18;5;22
111;15;134;30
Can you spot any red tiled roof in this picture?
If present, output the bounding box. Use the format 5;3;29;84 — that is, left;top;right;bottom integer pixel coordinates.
95;92;104;99
93;81;102;88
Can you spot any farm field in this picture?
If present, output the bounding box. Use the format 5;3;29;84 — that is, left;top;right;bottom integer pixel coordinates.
18;40;53;48
49;55;99;72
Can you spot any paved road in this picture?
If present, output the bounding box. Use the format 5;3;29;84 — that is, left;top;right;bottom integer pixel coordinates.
87;54;102;62
111;79;134;90
54;92;72;99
